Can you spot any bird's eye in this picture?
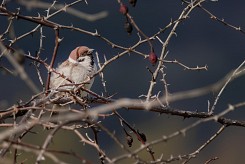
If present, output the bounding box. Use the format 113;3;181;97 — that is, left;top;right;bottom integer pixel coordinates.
77;58;85;62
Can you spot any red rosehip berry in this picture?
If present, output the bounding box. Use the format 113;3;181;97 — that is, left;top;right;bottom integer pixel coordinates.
119;4;128;15
148;52;158;65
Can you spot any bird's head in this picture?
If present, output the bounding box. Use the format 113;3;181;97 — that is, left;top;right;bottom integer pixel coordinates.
68;46;94;69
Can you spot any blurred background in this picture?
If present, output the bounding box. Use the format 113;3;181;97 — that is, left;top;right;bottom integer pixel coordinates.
0;0;245;163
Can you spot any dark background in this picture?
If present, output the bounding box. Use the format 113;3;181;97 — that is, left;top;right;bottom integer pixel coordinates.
0;0;245;163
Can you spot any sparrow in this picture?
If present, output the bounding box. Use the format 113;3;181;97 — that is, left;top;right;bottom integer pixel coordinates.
50;46;97;109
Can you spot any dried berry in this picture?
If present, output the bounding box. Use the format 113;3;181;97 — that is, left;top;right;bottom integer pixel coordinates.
137;130;147;142
119;4;128;15
124;21;133;34
148;51;158;65
129;0;137;7
126;135;133;147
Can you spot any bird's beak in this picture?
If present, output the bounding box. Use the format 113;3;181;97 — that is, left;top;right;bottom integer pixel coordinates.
88;48;94;54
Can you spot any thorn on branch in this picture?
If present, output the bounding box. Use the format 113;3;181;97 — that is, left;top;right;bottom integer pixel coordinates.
57;37;63;43
146;66;154;76
146;147;154;154
204;157;219;164
93;29;100;37
62;5;68;12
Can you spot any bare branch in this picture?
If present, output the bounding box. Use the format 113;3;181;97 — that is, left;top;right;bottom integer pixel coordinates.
17;0;108;21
